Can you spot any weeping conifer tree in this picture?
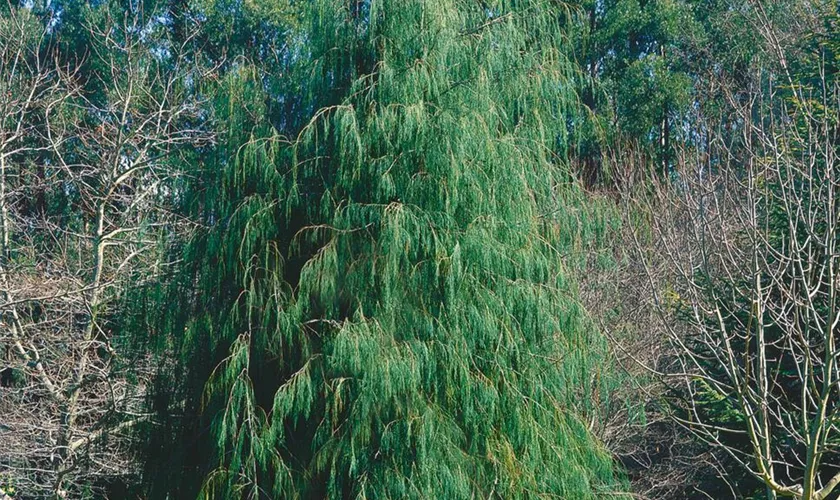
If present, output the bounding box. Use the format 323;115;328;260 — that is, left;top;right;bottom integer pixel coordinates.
145;0;626;498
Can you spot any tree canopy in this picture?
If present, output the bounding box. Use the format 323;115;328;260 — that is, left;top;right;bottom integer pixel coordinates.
142;1;625;498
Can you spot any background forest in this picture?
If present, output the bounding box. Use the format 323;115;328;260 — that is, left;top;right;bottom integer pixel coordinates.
0;0;837;499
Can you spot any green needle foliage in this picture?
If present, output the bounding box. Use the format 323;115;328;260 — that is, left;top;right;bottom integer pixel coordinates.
145;1;626;498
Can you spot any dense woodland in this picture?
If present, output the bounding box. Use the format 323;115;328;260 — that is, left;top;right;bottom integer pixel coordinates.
0;0;838;498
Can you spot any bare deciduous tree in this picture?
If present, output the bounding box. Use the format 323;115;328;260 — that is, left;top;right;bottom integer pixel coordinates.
0;6;209;497
622;18;840;499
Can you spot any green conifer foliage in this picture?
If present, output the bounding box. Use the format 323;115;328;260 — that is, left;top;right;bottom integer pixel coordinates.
150;1;625;498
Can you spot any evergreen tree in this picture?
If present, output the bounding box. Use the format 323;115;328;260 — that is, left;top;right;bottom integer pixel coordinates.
145;0;626;498
572;0;702;181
